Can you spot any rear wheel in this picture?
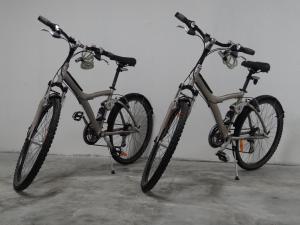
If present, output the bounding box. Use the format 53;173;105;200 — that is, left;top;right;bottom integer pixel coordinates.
13;97;61;191
141;100;190;192
234;95;284;170
107;93;153;164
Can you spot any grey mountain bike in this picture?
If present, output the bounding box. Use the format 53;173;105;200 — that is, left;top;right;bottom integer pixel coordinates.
141;12;284;192
13;16;153;191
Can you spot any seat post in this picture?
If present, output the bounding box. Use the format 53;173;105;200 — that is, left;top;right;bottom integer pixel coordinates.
110;64;124;90
240;70;255;93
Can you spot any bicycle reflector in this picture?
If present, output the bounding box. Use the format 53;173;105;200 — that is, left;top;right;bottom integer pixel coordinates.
239;139;245;152
81;51;94;70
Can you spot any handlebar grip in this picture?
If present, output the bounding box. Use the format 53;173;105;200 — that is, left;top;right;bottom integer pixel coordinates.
175;12;191;27
38;16;56;31
239;46;255;55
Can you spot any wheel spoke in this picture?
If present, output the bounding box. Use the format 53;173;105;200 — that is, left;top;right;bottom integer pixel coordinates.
17;105;54;183
238;101;280;166
147;111;180;178
110;98;149;161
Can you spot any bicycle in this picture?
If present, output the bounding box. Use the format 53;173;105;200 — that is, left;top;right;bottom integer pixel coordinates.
141;12;284;192
13;16;153;192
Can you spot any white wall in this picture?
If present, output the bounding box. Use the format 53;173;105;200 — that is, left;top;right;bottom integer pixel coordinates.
0;0;299;164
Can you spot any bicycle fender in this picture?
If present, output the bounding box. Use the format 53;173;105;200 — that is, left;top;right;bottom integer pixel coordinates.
115;93;153;114
233;95;284;128
107;93;153;129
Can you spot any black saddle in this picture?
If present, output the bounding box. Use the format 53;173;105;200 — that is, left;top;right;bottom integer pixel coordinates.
107;53;136;67
241;61;270;73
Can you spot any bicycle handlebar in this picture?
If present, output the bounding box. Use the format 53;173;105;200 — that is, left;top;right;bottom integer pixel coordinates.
38;15;76;44
215;41;231;48
38;16;135;66
85;46;136;66
175;12;192;27
238;46;255;55
174;12;255;55
38;16;56;31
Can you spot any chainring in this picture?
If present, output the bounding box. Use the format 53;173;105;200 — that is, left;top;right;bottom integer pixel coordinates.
208;124;225;148
83;123;99;145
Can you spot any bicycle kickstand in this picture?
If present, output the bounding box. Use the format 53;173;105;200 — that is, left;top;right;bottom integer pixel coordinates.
104;136;116;174
232;143;240;180
109;154;116;175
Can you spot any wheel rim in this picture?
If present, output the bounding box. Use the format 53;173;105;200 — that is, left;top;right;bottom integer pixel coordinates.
238;102;278;164
17;106;54;182
111;100;148;160
147;110;180;179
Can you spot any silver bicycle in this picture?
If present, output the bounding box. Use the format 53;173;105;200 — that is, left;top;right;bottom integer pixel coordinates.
141;12;284;192
13;16;153;191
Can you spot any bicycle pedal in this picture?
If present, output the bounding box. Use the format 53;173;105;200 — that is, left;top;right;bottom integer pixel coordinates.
72;111;84;121
216;151;230;162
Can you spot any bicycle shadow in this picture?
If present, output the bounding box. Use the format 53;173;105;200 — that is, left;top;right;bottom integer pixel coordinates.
14;157;115;198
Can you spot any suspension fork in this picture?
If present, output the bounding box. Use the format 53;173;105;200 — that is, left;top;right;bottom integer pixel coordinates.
27;98;47;139
156;90;181;140
27;69;68;139
156;85;196;141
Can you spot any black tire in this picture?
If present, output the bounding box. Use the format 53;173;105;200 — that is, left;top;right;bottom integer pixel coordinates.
107;93;153;164
141;100;190;192
13;97;61;191
234;95;284;170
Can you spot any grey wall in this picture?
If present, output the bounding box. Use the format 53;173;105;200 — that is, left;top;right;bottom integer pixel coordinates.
0;0;299;164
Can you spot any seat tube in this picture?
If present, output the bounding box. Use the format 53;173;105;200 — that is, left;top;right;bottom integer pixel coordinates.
209;103;228;139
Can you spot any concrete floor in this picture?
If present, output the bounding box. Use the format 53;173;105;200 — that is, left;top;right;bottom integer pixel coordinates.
0;152;299;225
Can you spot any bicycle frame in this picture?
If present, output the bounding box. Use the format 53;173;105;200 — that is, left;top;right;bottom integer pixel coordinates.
63;69;138;136
158;39;268;143
193;64;244;139
27;46;139;145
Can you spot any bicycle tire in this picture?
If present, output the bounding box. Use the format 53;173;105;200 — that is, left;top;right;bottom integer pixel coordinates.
107;93;153;164
13;97;61;191
234;95;284;170
141;100;190;192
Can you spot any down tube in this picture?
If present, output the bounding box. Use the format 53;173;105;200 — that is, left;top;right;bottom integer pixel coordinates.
194;74;228;138
209;103;228;138
63;72;100;134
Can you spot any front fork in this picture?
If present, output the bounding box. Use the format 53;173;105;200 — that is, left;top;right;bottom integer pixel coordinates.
156;84;197;142
27;98;47;139
27;66;68;140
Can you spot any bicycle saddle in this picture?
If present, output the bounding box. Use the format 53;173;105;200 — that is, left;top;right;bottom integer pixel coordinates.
106;52;136;67
241;61;270;73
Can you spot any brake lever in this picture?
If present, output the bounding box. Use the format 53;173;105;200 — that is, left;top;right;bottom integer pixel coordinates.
101;58;109;65
41;28;61;38
177;25;196;36
177;25;189;33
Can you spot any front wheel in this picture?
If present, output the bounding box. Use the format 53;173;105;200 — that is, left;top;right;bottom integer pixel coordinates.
141;100;190;193
13;97;61;191
107;93;153;164
234;95;284;170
